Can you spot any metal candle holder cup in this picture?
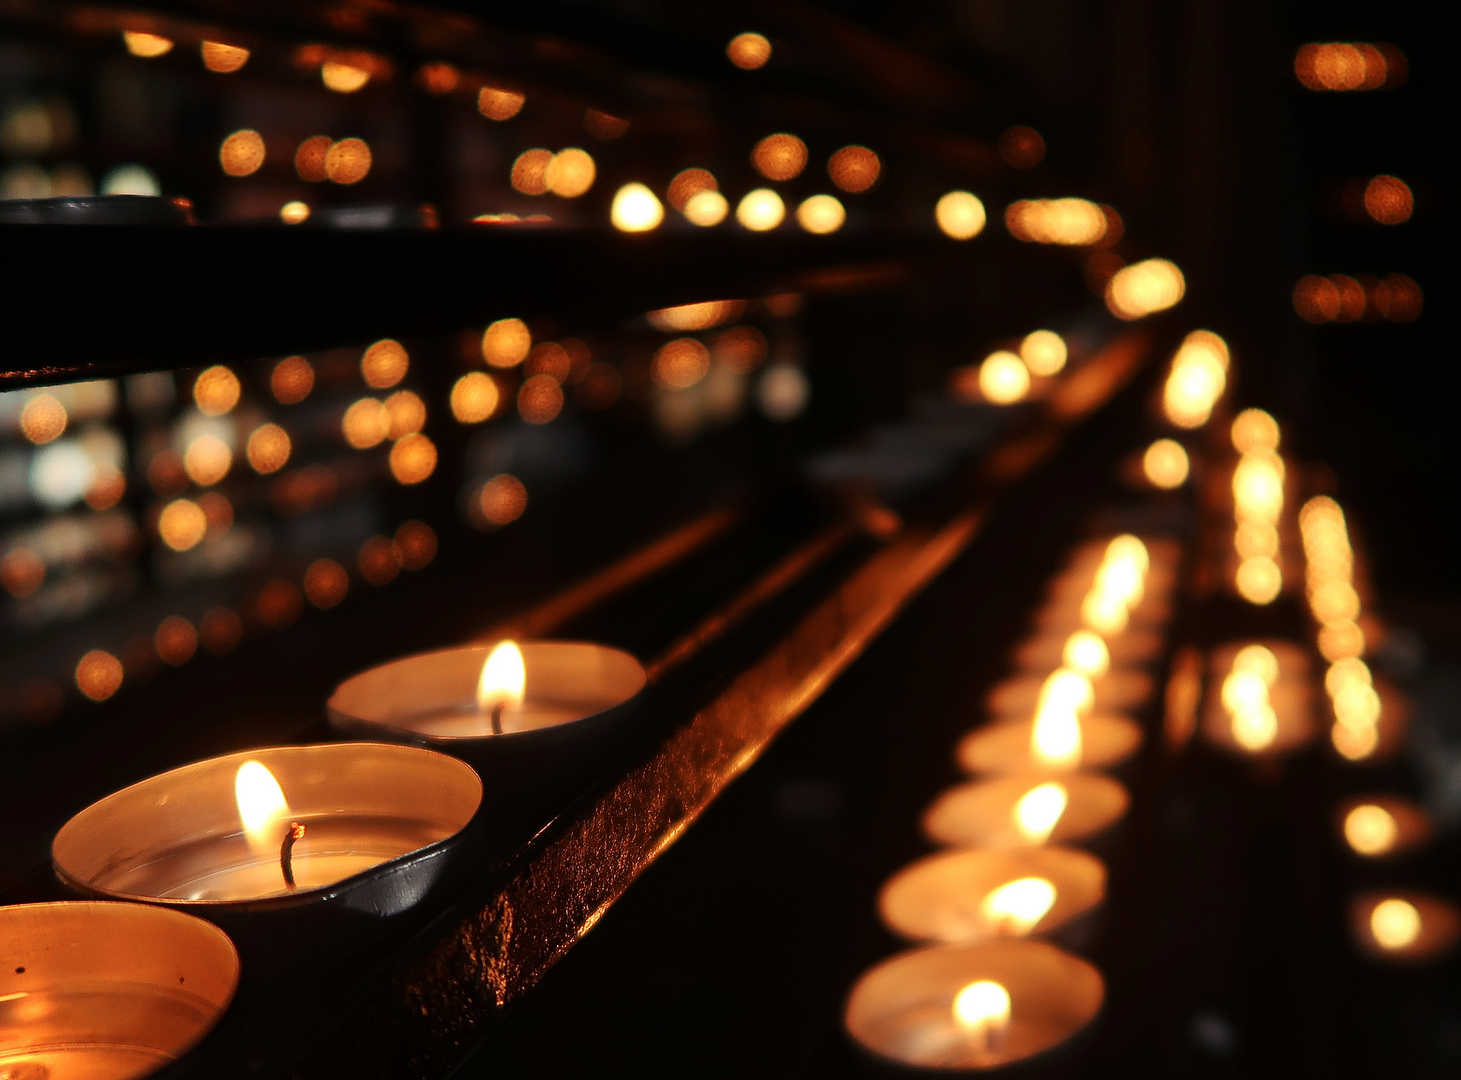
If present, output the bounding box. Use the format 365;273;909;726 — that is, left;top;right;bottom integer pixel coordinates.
844;940;1103;1071
1;901;238;1080
326;641;646;748
52;743;481;915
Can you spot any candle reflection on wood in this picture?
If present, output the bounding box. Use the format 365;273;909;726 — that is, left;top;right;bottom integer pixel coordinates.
0;901;238;1079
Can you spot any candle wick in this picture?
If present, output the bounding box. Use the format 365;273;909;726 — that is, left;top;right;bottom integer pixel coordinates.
490;701;505;736
280;820;306;889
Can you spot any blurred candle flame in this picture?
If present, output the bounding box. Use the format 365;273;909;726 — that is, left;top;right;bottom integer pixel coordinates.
1031;704;1081;770
1371;898;1421;950
952;980;1011;1052
980;876;1057;936
1345;804;1398;856
1013;781;1068;845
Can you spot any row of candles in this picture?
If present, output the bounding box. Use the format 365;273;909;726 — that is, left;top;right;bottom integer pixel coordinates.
1203;410;1457;961
843;533;1175;1069
1;637;648;1076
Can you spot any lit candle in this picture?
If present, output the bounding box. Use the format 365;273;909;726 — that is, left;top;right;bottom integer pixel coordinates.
878;847;1105;944
921;774;1130;849
1350;891;1461;962
1199;641;1316;757
53;743;480;911
957;712;1142;776
843;940;1104;1069
985;666;1154;717
1338;796;1431;858
329;640;645;744
0;901;238;1077
1013;626;1164;669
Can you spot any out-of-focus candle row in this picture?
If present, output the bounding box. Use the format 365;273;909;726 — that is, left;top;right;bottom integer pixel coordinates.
844;532;1182;1070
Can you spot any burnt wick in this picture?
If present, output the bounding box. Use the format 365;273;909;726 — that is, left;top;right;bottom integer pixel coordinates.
280;821;306;889
490;702;505;736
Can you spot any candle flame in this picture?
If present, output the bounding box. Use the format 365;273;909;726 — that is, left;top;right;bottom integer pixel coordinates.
952;980;1011;1052
1062;631;1109;678
1230;703;1278;751
477;640;526;713
1013;781;1068;845
235;760;290;854
1222;647;1280;752
1232;644;1279;685
1031;704;1082;769
980;876;1057;936
1080;590;1128;635
1370;897;1421;950
1345;804;1398;856
1037;669;1094;716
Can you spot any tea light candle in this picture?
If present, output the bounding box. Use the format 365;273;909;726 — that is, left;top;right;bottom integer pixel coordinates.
922;774;1130;849
957;713;1142;777
53;743;481;911
1199;642;1315;757
1;901;238;1078
328;640;645;743
1013;627;1164;670
985;668;1155;717
1350;891;1461;963
878;847;1106;944
1337;796;1432;858
844;939;1104;1070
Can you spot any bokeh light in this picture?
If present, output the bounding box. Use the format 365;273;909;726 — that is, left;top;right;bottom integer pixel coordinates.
451;372;500;423
272;356;314;403
183;434;232;486
158;498;208;552
154;616;198;666
193;366;241;416
518;375;565;424
279;201;310;224
201;607;243;655
1020;330;1067;376
511;148;552;195
1235;556;1282;605
727;32;772;70
246;423;291;474
1364;176;1413;225
75;649;123;701
668;168;717;211
361;339;409;388
583;109;629;139
257;579;303;629
752;134;808;181
736;188;785;231
1295;43;1404;92
479;474;528;526
978;351;1030;405
796;194;846;234
479;86;525;120
384;390;426;438
1143;439;1189;489
295;136;331;182
321;60;370;93
0;548;45;598
324;138;372;184
1231;408;1279;453
395;520;438;568
653;339;712;389
611;183;664;232
388;432;437;484
123;32;172;58
359;536;402;585
219;130;265;176
20;394;67;444
342;398;390;449
683;190;729;226
1005;198;1107;245
304;558;349;608
935;191;986;240
827;146;880;193
1106;259;1185;319
482;318;532;368
545;148;596;197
